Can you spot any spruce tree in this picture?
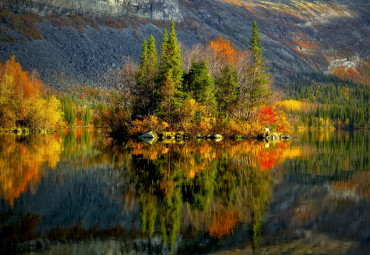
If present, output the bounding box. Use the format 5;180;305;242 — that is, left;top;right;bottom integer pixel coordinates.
147;35;159;115
134;36;159;118
147;35;158;75
134;39;149;118
159;28;169;73
137;39;149;86
242;21;271;120
158;69;176;126
166;21;183;90
184;60;217;114
216;64;239;117
157;21;185;122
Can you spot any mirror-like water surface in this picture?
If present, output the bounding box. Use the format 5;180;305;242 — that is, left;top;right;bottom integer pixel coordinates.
0;129;369;254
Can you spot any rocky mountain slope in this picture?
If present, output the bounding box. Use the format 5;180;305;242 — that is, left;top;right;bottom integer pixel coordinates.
0;0;368;88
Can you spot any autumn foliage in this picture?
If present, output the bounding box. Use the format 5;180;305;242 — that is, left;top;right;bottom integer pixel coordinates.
0;134;61;207
209;36;240;66
333;67;369;85
0;56;63;129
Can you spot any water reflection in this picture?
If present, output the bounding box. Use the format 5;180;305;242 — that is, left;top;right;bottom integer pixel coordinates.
0;129;368;254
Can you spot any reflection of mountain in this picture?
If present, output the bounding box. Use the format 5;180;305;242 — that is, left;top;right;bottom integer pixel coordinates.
261;182;370;254
1;163;132;229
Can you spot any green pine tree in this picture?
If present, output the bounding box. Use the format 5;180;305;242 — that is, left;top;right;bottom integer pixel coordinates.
63;96;75;125
216;64;239;118
184;60;217;114
242;21;271;121
157;21;185;124
166;21;183;90
137;39;149;86
134;36;159;118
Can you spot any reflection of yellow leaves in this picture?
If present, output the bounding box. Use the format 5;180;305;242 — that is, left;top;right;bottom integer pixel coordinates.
0;134;62;207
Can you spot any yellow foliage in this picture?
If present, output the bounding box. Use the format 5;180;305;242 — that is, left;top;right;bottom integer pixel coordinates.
0;56;62;129
179;99;216;135
0;75;17;127
23;95;63;129
275;99;303;112
0;134;62;208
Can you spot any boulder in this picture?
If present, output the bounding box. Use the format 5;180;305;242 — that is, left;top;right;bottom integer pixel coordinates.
139;130;158;139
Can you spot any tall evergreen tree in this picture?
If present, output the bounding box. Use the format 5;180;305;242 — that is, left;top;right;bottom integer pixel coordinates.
134;40;149;118
137;39;148;85
184;60;217;114
157;21;185;122
159;28;169;73
166;21;183;90
158;69;177;127
134;36;159;118
216;64;239;117
147;35;158;75
146;35;159;115
242;21;271;120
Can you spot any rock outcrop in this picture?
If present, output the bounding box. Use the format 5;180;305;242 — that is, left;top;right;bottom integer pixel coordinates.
2;0;183;21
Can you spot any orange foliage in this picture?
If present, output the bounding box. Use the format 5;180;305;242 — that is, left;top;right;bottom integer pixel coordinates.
208;208;238;239
293;39;316;48
258;105;277;126
208;36;239;66
130;115;169;135
0;56;42;99
333;67;369;85
257;150;278;171
257;105;290;132
0;134;62;208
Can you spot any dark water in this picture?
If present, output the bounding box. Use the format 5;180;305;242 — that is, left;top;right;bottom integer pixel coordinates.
0;129;369;255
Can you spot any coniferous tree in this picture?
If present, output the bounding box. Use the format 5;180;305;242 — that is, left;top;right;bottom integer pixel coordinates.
242;21;271;121
216;64;239;117
158;69;177;127
137;39;149;86
184;60;217;114
63;96;75;125
134;36;159;118
166;21;183;90
157;21;185;123
146;35;159;115
134;39;149;118
159;28;169;74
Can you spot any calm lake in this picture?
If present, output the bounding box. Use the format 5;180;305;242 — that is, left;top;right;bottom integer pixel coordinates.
0;129;369;255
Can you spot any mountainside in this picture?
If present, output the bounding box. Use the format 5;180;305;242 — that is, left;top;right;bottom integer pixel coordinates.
0;0;368;88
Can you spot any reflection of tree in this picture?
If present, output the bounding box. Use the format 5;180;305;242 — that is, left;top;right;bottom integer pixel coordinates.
129;140;280;253
244;167;272;251
0;134;62;207
0;131;295;252
284;130;369;176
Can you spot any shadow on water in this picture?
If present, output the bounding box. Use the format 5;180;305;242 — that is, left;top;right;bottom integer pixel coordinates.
0;129;368;254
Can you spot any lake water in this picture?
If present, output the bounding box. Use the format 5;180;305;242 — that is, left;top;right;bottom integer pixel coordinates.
0;129;369;255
